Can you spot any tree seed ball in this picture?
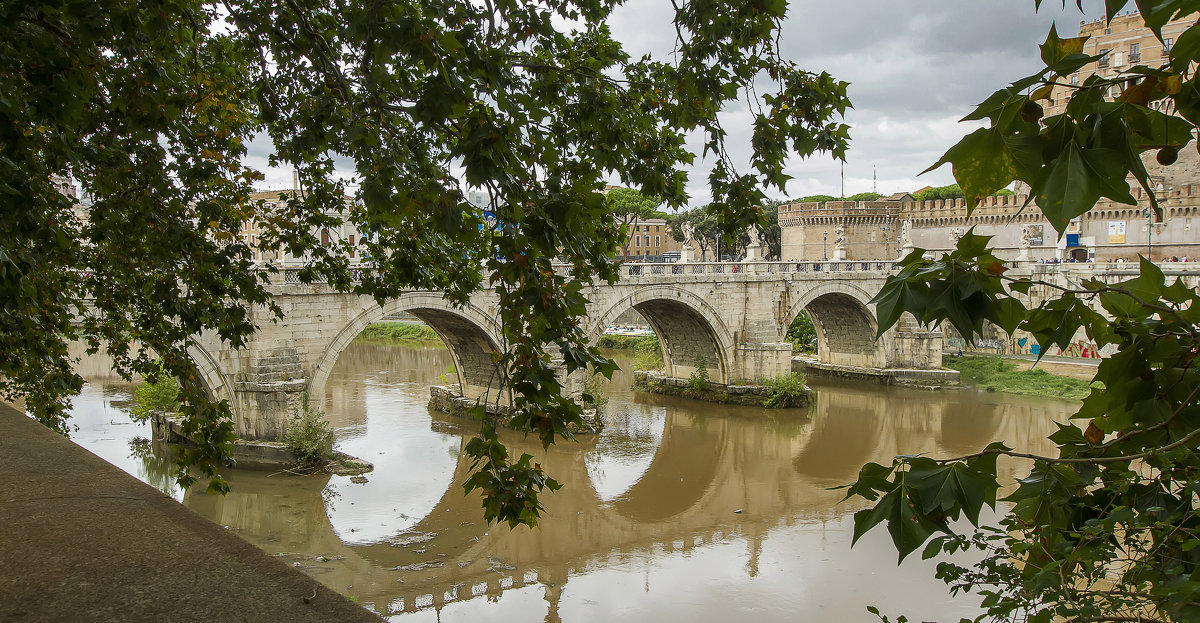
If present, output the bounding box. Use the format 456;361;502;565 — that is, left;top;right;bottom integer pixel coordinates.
1020;100;1044;123
1157;146;1179;166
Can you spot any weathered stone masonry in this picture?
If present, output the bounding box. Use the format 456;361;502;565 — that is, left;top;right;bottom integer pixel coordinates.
190;264;945;440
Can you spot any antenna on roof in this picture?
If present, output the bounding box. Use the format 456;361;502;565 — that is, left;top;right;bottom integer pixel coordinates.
873;165;877;194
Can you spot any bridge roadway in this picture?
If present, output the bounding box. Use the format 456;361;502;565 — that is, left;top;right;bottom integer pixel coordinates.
186;260;950;440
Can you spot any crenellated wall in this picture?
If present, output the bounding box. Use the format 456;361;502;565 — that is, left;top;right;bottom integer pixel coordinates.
780;185;1200;263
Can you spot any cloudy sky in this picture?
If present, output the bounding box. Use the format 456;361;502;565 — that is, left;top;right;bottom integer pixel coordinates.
249;0;1110;207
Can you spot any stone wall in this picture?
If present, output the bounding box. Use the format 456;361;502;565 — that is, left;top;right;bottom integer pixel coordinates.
781;183;1200;263
193;269;943;441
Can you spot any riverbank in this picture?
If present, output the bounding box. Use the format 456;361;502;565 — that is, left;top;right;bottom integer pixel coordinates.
944;355;1098;400
598;334;664;369
355;322;443;345
0;403;381;622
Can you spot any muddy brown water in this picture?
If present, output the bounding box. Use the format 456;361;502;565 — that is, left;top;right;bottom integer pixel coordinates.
68;341;1072;622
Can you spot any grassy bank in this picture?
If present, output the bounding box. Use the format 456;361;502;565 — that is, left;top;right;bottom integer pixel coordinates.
597;334;663;370
944;355;1097;400
355;322;444;345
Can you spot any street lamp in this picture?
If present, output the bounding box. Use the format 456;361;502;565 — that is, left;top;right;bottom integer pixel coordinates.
879;221;892;261
822;231;828;261
1143;207;1153;261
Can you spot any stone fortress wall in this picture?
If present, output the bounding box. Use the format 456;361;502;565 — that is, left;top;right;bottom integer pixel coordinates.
779;183;1200;263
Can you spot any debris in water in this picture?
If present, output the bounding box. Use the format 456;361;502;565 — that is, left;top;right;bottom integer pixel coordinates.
733;509;743;514
388;531;438;547
394;561;445;572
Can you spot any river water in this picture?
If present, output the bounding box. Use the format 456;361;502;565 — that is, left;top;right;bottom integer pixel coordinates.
67;341;1071;622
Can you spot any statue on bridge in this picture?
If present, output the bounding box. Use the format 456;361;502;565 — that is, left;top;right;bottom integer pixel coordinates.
898;219;913;259
832;223;847;260
1017;224;1034;262
743;225;763;261
680;221;697;263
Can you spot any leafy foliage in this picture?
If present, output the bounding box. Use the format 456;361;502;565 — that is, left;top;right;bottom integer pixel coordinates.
667;202;763;260
355;322;443;344
284;395;336;467
786;310;817;353
5;1;850;514
607;187;667;257
912;184;965;201
847;7;1200;619
129;366;181;423
686;356;710;392
845;191;882;201
762;371;807;408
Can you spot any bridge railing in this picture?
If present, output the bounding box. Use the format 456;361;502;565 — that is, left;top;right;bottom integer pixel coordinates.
267;267;371;285
619;260;897;277
266;262;905;285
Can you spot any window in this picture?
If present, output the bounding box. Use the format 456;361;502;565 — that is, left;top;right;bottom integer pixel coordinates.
643;225;650;232
1130;42;1140;62
1166;38;1174;54
348;234;355;258
655;235;660;247
1099;48;1110;67
1071;74;1079;86
321;229;330;245
635;235;640;247
644;235;650;247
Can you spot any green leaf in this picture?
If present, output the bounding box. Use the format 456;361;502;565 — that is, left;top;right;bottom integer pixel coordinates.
1039;25;1088;66
1036;142;1135;234
926;128;1021;210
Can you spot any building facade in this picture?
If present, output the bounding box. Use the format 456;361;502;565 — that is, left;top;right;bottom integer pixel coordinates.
618;218;683;262
780;185;1200;263
1044;12;1191;118
241;190;364;266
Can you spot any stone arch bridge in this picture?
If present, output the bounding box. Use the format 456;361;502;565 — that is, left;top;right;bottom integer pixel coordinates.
188;260;944;439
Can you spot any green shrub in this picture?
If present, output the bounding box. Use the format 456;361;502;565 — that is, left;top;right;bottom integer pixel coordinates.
355;322;443;344
628;336;664;370
762;371;808;408
786;310;817;353
284;395;336;467
582;371;608;409
129;366;180;422
686;356;710;392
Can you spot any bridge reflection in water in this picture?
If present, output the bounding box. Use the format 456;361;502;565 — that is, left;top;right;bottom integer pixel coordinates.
136;341;1067;622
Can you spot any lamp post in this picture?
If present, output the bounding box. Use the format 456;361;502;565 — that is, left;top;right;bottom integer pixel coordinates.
1145;207;1153;261
879;221;892;261
822;231;828;261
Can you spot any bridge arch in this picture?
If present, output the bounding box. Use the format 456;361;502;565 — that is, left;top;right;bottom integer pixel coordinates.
785;281;890;368
309;292;507;405
188;341;234;405
588;286;735;383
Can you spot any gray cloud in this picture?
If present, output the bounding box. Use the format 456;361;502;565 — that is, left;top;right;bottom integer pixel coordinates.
245;0;1112;205
609;0;1109;204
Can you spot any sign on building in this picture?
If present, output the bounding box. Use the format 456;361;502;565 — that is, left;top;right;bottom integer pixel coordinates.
1107;220;1126;244
1028;225;1044;246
